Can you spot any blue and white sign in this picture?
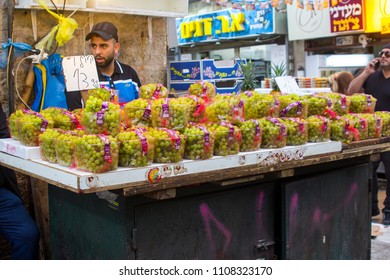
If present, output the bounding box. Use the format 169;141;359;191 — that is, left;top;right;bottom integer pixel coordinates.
176;5;275;45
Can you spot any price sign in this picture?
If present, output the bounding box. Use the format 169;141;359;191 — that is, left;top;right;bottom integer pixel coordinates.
62;55;100;91
275;76;300;94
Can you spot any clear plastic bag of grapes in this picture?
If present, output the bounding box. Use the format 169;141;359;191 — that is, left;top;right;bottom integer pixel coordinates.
348;93;377;114
151;98;189;132
303;95;329;117
74;134;119;173
329;116;356;144
41;107;80;131
359;113;383;139
147;128;185;163
375;111;390;137
139;84;169;100
237;119;262;152
187;81;216;102
344;114;369;141
278;94;309;119
55;131;83;167
7;109;26;140
306;115;331;143
117;129;155;167
205;94;244;124
123;98;153;127
81;97;122;137
259;118;287;149
238;91;280;118
315;92;350;116
280;118;308;146
182;124;214;160
206;122;241;156
17;110;54;146
39;128;64;163
177;95;207;123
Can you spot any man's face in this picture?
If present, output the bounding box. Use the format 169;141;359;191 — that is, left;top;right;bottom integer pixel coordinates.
379;48;390;68
89;35;119;69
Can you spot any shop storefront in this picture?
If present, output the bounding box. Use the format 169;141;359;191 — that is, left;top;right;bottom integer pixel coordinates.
286;0;390;77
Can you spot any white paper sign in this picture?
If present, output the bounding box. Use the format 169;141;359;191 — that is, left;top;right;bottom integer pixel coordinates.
62;55;100;91
275;76;300;94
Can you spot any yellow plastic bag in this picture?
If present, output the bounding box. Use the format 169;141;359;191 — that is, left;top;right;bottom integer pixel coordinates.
35;0;78;50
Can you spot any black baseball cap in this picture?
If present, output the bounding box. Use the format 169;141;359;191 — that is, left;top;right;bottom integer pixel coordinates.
85;22;118;42
383;43;390;50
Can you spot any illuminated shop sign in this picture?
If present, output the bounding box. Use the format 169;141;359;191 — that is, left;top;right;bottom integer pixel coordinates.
176;5;275;45
329;0;363;33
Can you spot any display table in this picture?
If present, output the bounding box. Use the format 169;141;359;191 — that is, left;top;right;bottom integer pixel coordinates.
0;138;389;260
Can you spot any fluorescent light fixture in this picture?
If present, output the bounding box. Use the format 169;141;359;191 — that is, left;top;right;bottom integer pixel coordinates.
325;54;374;67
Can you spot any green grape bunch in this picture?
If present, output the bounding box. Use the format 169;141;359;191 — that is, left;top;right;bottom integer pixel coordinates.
74;134;119;173
8;109;26;140
306;115;330;142
329;117;355;144
280;118;308;146
39;128;64;163
259;117;287;148
348;94;377;114
356;113;382;139
278;94;309;118
315;92;350;116
123;98;153;127
303;95;329;116
344;114;369;141
17;110;54;146
188;81;216;102
41;107;80;130
151;98;189;131
116;130;155;167
206;122;241;156
237;119;262;152
182;124;214;160
86;87;112;101
177;95;207;123
147;128;185;163
81;97;122;136
375;111;390;137
55;132;81;167
238;92;280;118
139;84;169;100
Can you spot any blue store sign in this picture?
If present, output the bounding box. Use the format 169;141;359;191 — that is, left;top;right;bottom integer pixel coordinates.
176;5;275;45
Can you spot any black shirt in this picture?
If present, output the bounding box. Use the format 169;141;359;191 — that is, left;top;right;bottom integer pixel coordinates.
363;70;390;111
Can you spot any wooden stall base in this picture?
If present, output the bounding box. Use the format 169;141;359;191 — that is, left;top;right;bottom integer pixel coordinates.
342;136;390;150
30;178;51;260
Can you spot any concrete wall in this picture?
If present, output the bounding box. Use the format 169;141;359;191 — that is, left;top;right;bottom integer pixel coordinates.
7;8;168;111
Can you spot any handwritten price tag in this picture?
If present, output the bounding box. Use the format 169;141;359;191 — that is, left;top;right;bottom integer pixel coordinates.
62;55;100;91
275;76;300;94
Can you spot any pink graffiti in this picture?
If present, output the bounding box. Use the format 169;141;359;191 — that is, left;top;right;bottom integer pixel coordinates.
289;192;299;237
199;203;232;259
288;182;360;257
256;191;266;236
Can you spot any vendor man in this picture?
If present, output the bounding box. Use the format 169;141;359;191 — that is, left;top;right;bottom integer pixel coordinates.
66;22;142;110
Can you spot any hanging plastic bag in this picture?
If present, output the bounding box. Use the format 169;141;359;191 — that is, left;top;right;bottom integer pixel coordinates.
35;0;78;51
0;39;33;69
31;54;67;111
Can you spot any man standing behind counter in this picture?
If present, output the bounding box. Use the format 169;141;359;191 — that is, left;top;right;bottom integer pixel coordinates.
66;22;142;110
348;43;390;225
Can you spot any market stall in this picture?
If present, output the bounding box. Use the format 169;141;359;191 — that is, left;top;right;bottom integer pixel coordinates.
0;136;387;259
